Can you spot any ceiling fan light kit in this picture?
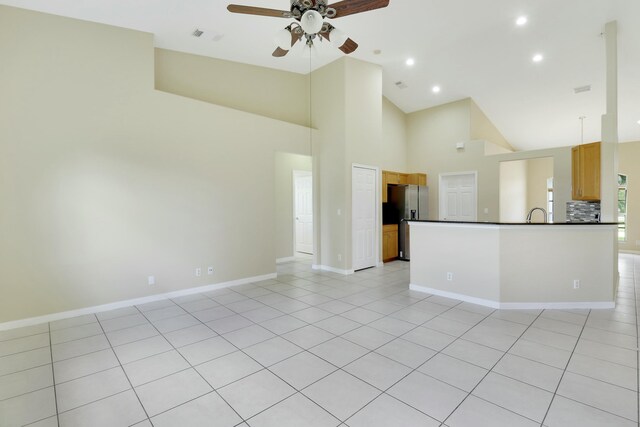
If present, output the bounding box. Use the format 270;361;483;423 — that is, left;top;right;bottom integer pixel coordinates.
228;0;390;57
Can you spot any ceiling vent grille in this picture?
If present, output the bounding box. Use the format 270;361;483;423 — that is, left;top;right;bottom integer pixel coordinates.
192;29;204;38
395;81;408;89
574;85;591;94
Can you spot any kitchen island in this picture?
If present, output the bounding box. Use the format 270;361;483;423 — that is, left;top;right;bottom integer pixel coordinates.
408;220;618;309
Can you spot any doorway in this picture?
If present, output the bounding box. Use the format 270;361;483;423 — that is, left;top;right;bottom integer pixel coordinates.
439;172;477;221
352;164;378;271
293;170;313;255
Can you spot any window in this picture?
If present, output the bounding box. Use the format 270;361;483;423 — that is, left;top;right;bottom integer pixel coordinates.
547;177;554;223
618;174;627;241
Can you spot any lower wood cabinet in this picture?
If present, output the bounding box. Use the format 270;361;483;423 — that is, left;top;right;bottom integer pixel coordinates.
382;224;398;262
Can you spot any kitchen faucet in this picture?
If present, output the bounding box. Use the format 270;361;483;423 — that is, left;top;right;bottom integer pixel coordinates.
526;207;548;223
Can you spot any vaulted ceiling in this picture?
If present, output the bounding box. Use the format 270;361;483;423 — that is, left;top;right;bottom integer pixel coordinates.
2;0;639;150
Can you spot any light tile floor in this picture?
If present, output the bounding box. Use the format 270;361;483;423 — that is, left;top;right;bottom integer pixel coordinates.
1;254;638;427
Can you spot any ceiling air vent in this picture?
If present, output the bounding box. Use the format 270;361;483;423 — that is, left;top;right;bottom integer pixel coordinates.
574;85;591;94
395;81;408;89
192;29;204;38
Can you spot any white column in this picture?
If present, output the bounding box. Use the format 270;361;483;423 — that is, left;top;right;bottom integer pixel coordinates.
600;21;619;223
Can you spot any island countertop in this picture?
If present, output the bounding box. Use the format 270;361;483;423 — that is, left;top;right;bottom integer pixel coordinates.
407;219;618;226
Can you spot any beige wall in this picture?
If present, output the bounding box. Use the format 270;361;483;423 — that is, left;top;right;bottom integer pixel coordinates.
344;58;383;269
0;6;310;323
470;100;514;152
410;222;616;305
499;160;527;222
310;57;384;271
407;98;573;223
310;59;348;270
526;157;554;219
155;48;310;127
274;153;312;260
381;97;408;172
495;148;572;223
619;141;640;252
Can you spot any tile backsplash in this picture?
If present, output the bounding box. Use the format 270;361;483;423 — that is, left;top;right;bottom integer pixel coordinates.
566;201;601;223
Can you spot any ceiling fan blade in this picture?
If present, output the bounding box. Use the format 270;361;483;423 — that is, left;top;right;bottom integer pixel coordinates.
227;4;292;18
328;0;389;18
339;38;358;54
272;47;289;57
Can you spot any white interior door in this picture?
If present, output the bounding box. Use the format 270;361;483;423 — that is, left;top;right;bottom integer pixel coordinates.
439;172;477;221
294;170;313;254
352;165;377;271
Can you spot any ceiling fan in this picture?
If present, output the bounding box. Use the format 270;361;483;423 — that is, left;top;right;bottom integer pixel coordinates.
227;0;390;57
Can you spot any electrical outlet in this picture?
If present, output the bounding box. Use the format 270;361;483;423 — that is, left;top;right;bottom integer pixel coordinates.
447;272;453;281
338;254;342;262
207;266;214;275
636;240;640;246
573;279;580;289
195;268;202;277
148;276;155;286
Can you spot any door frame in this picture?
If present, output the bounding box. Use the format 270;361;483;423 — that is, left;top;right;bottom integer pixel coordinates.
293;169;313;256
438;171;478;221
351;163;380;271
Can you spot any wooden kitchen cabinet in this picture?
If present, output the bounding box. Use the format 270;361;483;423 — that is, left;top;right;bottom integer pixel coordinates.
408;173;427;186
381;170;398;202
572;142;601;201
382;171;428;202
382;224;398;262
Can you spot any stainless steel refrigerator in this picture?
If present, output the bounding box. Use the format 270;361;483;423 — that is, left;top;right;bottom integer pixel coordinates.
387;184;429;261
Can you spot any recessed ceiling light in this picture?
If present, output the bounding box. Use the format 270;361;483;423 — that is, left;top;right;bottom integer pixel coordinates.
406;58;415;66
432;86;441;93
637;120;640;125
516;16;528;26
532;53;544;63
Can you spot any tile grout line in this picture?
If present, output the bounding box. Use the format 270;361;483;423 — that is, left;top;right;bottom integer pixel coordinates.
539;308;593;426
440;309;547;426
131;305;248;425
634;255;639;425
48;322;61;427
94;315;153;425
337;301;477;426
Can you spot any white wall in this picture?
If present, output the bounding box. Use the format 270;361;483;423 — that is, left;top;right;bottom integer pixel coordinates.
0;6;310;323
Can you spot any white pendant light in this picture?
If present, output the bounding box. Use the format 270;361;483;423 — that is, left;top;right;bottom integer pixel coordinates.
275;28;291;50
329;27;348;48
300;10;323;34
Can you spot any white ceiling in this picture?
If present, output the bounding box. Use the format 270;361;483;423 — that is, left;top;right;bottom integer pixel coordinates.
2;0;639;150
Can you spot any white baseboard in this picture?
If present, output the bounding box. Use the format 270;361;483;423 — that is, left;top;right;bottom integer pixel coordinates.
0;273;277;332
312;265;354;275
409;284;615;310
410;285;500;308
620;250;640;255
276;256;296;264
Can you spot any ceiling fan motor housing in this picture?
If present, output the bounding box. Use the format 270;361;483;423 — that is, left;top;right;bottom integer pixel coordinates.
290;0;336;20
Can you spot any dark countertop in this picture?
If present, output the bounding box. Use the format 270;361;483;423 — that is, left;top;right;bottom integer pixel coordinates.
407;220;618;226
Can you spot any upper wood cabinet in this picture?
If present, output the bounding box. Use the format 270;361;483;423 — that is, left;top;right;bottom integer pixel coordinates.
408;173;427;186
572;141;601;201
382;170;428;202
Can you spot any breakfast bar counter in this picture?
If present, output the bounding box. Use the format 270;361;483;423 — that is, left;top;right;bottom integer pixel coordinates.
408;220;618;309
